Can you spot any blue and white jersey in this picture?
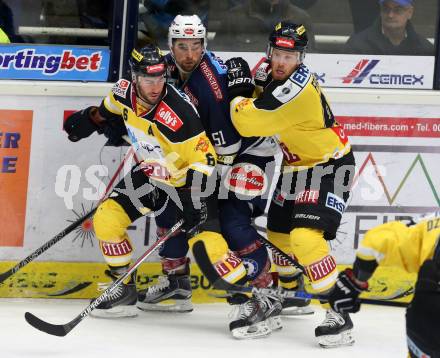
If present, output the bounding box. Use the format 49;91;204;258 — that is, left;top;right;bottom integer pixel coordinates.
166;51;277;165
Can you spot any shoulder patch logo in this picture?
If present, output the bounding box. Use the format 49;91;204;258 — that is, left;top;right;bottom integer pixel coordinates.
290;65;310;87
112;79;130;97
195;136;210;152
154;101;183;132
325;192;346;215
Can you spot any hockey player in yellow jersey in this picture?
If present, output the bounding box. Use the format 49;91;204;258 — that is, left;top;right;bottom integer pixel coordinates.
63;44;218;317
227;22;356;347
327;212;440;358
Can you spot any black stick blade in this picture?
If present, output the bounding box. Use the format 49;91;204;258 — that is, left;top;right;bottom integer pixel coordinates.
0;270;13;284
25;312;70;337
192;241;239;292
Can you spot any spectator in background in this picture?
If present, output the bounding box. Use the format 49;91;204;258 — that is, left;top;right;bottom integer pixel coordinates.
345;0;434;55
348;0;380;33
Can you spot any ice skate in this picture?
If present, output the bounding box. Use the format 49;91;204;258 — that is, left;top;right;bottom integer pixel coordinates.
91;270;138;318
315;308;354;348
137;274;193;313
228;294;272;339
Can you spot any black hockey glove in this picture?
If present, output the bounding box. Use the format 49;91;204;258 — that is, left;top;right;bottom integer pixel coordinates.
177;188;207;236
406;259;440;358
328;268;368;314
225;57;255;101
100;115;128;146
64;106;100;142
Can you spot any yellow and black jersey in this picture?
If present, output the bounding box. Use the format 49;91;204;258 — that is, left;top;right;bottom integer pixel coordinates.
231;63;351;170
357;213;440;273
99;79;216;187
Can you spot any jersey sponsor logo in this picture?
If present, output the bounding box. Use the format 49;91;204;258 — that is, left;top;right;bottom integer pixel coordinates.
140;161;171;181
272;253;294;266
275;37;295;48
195;136;210;153
214;252;242;277
236;98;252;111
224;162;267;196
183;86;199;106
112;79;130;97
154;102;183;132
306;255;337;282
295;190;319;204
343;59;424;86
325;192;346;215
290;65;310;87
273;66;310;103
100;238;132;257
146;63;165;74
0;49;103;75
200;60;224;101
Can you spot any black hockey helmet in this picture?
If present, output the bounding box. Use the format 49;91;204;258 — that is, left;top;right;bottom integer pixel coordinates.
129;44;166;77
267;22;308;57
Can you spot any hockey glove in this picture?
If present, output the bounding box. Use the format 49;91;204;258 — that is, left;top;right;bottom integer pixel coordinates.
254;60;271;88
100;113;128;146
64;106;100;142
328;268;368;314
225;57;255;101
406;259;440;358
177;188;207;236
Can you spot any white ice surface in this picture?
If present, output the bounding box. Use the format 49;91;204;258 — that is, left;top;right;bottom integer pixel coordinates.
0;299;407;358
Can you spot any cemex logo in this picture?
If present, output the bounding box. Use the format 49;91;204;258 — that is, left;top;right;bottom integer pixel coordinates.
342;59;423;86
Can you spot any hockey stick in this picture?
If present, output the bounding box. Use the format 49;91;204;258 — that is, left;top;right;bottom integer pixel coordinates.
192;241;409;307
0;147;133;284
257;235;304;272
192;240;326;300
25;219;184;337
257;236;410;304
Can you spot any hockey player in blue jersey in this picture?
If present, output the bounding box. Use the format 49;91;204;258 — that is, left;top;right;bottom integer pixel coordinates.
136;14;285;339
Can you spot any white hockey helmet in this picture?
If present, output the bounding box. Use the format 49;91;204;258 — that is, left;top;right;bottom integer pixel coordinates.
168;15;207;50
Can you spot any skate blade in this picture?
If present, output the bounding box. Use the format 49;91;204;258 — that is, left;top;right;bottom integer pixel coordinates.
231;321;272;340
317;329;355;348
91;305;138;319
137;299;193;313
281;305;315;316
267;316;283;331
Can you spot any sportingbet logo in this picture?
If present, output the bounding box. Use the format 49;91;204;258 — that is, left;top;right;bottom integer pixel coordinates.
343;59;423;86
0;49;102;75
